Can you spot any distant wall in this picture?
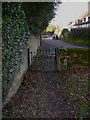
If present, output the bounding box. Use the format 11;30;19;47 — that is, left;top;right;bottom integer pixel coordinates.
27;35;40;65
28;35;40;52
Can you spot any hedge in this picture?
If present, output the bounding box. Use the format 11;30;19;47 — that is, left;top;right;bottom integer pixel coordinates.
2;3;30;102
2;2;58;102
68;27;90;39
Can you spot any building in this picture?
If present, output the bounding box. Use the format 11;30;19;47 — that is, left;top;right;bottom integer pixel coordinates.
68;21;76;30
74;11;90;28
68;1;90;30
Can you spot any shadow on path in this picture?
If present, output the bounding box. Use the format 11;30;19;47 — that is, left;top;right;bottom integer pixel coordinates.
3;70;76;118
2;43;78;119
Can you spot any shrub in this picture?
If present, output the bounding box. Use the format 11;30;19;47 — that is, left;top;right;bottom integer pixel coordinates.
60;28;69;39
68;27;90;39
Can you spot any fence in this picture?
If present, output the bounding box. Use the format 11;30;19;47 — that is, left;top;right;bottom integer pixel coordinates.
27;48;57;71
27;47;89;71
56;47;89;71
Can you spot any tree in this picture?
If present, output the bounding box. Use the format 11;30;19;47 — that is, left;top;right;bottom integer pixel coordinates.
61;28;69;36
45;24;56;32
54;25;61;35
21;2;60;35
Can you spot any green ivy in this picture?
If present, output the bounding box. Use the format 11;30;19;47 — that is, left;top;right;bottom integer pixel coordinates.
2;2;59;102
2;3;30;102
21;2;59;35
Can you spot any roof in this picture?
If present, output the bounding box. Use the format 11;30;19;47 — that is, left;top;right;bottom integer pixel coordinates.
79;11;90;20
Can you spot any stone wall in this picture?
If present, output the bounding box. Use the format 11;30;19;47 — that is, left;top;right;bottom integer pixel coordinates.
3;35;40;107
27;35;40;65
3;49;28;107
28;35;40;52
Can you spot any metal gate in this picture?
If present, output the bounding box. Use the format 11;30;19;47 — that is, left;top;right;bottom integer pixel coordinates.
28;48;58;71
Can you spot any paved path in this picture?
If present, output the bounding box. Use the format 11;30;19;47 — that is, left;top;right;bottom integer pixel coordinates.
3;39;89;119
2;37;89;119
2;41;76;119
42;37;86;48
30;43;57;71
2;71;76;118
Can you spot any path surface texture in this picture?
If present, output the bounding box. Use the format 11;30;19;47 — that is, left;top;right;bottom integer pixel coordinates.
3;38;89;119
3;71;76;118
43;37;87;48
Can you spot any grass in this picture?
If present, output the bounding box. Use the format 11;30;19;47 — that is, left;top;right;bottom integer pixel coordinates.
58;48;90;119
65;66;89;119
67;48;90;67
57;48;90;71
64;37;90;46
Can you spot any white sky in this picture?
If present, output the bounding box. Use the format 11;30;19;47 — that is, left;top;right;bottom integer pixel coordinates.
50;1;89;28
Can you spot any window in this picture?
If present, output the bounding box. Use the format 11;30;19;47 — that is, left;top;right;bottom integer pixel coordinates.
84;18;86;22
88;17;90;22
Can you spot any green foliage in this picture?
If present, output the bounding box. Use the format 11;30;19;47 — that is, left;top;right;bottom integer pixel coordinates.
67;28;90;46
76;99;89;119
67;38;90;46
21;2;59;35
67;48;90;67
68;28;90;39
60;28;69;36
57;48;90;71
45;24;61;33
2;2;30;102
45;24;56;32
54;25;61;35
60;28;69;39
63;48;89;119
2;2;59;102
65;68;89;119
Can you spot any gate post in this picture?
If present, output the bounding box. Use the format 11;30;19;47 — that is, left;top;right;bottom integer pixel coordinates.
27;48;30;69
40;34;42;46
55;48;58;68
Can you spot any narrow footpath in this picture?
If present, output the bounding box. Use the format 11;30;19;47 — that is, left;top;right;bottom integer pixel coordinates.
3;71;77;118
3;41;85;119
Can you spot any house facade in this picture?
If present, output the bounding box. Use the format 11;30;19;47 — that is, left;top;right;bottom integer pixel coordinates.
73;11;90;28
68;1;90;30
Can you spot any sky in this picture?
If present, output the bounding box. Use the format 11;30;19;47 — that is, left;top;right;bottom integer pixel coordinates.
50;1;89;28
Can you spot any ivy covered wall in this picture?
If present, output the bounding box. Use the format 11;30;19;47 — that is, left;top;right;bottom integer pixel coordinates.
2;3;30;102
2;2;59;104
